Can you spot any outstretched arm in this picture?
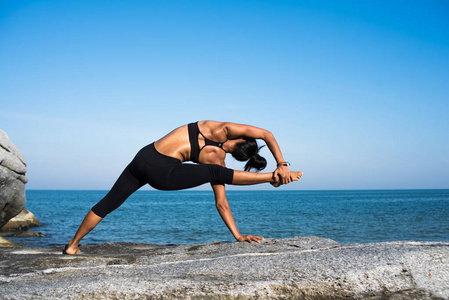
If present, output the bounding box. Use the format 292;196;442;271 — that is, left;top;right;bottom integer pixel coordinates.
223;122;293;184
211;182;263;244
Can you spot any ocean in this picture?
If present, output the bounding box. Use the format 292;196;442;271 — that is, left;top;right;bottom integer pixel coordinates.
3;189;449;247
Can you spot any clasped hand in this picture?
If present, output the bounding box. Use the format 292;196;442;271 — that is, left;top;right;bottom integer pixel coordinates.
273;165;292;185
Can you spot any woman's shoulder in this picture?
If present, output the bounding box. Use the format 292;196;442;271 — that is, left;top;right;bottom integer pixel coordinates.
199;120;225;126
199;120;236;131
198;120;230;136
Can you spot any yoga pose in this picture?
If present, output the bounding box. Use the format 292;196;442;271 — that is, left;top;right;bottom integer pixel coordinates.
64;121;303;254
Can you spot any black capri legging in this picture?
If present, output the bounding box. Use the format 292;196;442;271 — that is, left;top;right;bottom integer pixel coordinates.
91;143;234;218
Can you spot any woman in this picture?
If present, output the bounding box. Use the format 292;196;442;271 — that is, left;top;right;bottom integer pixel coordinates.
64;121;303;254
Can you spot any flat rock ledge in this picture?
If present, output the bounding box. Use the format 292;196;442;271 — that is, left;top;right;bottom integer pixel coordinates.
0;237;448;300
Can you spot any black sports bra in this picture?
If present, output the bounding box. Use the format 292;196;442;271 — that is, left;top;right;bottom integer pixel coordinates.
188;122;228;163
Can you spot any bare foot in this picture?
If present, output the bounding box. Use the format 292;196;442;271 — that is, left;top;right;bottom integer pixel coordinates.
271;171;303;187
63;241;81;255
292;171;303;181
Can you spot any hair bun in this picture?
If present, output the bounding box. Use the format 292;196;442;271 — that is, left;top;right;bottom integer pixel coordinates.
244;153;267;172
231;138;267;172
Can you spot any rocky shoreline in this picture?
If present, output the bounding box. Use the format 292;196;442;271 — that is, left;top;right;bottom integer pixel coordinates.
1;236;448;299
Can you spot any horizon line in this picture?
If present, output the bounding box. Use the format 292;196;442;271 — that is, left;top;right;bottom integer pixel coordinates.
25;188;449;192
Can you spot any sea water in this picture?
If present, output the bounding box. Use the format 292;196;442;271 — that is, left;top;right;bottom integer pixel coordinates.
4;189;449;247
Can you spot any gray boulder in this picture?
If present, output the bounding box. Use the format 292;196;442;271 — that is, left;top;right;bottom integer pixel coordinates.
0;237;447;299
0;236;19;247
1;209;40;231
0;129;28;228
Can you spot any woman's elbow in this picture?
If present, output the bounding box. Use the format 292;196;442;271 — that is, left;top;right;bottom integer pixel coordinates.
263;130;274;141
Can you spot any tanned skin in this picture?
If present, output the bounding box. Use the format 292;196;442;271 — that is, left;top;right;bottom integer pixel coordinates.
64;121;303;254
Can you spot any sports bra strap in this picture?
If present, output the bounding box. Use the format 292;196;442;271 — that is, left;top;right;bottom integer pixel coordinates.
198;131;228;151
188;122;227;163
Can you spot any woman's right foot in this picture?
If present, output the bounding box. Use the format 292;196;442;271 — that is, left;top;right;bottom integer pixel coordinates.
292;171;303;180
271;171;303;187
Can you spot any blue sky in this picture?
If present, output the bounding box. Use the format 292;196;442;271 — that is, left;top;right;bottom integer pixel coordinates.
1;0;448;190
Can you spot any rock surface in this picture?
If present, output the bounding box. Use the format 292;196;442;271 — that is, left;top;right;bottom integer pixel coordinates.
0;236;19;247
1;209;41;232
0;129;28;228
0;236;448;299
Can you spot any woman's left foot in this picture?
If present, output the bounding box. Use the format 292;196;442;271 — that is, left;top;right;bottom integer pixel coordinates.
62;243;80;255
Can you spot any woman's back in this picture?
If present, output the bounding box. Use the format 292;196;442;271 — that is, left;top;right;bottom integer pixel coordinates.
154;121;229;164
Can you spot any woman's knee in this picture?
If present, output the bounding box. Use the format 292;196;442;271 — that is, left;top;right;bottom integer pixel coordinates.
208;164;234;184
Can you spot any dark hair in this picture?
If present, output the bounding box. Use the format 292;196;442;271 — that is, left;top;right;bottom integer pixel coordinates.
231;138;267;172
